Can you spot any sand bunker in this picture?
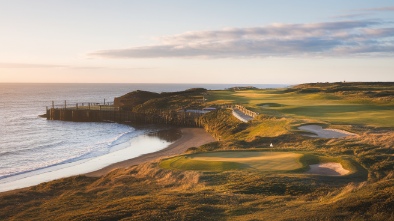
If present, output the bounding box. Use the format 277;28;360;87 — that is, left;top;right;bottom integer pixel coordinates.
298;125;356;138
232;109;253;122
307;162;349;176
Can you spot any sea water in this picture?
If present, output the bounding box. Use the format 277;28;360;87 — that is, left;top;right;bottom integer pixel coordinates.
0;83;286;191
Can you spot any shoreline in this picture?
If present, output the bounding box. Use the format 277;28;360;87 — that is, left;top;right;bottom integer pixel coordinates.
0;127;215;194
86;127;216;177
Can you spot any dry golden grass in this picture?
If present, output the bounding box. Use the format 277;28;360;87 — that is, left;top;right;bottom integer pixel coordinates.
1;83;393;220
244;117;290;141
356;131;394;149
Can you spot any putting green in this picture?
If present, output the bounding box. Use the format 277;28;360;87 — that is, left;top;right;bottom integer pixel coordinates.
160;151;303;171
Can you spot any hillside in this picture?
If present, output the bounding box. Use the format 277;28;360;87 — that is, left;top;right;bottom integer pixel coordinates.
290;82;394;101
114;88;208;111
0;82;393;220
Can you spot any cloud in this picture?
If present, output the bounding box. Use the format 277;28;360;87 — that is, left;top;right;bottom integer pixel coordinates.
89;20;394;59
0;62;154;70
330;13;372;19
358;6;394;12
0;63;68;69
331;6;394;22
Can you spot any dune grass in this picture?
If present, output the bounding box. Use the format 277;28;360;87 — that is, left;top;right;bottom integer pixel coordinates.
0;83;391;220
295;154;360;174
0;131;373;221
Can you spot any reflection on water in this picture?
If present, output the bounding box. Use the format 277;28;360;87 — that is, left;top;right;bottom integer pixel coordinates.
0;127;181;192
148;128;182;142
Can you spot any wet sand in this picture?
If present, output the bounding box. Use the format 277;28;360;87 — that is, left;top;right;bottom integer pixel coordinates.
86;128;216;177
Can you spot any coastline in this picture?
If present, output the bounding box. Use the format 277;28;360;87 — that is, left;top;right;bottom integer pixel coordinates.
86;127;216;177
0;127;215;193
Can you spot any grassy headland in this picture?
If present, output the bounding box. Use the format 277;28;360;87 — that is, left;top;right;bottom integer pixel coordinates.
1;82;393;220
207;82;394;127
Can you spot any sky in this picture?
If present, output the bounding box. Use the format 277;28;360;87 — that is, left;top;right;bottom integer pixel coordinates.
0;0;393;84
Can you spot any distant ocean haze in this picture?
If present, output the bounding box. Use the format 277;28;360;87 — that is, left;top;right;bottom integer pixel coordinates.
0;83;286;190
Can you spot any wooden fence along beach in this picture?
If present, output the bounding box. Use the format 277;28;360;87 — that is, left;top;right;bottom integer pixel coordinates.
46;100;258;126
46;101;205;127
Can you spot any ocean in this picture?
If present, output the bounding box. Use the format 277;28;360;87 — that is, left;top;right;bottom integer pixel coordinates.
0;83;287;191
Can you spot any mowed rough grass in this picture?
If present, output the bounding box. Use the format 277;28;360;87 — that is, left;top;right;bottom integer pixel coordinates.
207;89;394;127
160;151;303;171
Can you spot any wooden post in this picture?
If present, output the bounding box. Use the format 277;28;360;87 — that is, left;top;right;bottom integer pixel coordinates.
76;103;78;110
64;100;67;109
104;99;106;105
52;101;54;109
88;103;91;110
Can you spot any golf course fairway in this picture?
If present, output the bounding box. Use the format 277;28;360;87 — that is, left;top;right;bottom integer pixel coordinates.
160;151;304;171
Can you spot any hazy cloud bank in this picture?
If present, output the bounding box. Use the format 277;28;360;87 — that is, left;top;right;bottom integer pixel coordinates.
90;20;394;59
0;63;69;69
358;6;394;12
0;63;154;70
331;6;394;25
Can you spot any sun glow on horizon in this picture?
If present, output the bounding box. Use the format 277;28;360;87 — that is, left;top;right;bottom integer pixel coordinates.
1;1;393;83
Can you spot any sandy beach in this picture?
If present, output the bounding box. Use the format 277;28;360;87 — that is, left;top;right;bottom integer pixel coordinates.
86;128;216;177
0;127;215;193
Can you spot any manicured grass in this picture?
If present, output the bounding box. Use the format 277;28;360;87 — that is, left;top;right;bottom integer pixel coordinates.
243;118;290;141
258;102;283;107
280;104;394;127
206;90;251;104
208;89;394;127
160;155;247;171
160;151;303;172
161;150;362;179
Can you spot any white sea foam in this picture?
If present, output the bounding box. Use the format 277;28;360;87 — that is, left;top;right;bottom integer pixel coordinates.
0;133;172;192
